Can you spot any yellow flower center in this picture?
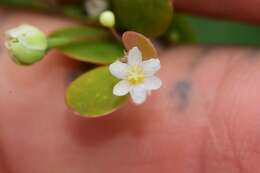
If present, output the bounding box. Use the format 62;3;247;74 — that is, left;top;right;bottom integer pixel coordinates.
127;65;145;85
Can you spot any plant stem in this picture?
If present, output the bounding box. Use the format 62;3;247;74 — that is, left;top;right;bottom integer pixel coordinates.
110;28;122;42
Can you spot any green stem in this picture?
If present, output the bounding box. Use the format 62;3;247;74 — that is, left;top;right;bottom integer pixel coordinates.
110;28;122;42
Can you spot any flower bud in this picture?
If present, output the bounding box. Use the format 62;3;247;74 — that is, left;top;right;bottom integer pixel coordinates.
5;24;48;65
99;11;115;28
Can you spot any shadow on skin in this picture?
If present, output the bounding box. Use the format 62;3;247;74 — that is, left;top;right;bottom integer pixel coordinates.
64;104;148;147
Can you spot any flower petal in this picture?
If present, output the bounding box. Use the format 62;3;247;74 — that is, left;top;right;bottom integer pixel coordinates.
130;85;147;104
109;61;128;79
128;47;142;66
113;80;132;96
143;76;162;90
142;58;160;76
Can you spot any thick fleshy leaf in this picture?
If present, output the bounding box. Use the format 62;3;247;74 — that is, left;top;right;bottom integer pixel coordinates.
122;31;157;59
66;66;128;117
48;26;110;48
111;0;173;37
59;40;124;64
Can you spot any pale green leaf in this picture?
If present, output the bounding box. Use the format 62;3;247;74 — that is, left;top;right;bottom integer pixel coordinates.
66;66;128;117
59;40;124;64
48;26;110;48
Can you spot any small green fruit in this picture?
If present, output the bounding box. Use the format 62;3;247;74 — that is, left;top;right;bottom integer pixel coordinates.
5;24;47;65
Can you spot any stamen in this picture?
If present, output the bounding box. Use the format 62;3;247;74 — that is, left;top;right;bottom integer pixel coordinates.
127;65;145;85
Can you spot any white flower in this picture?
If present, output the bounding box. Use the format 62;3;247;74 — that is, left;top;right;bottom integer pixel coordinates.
109;47;162;104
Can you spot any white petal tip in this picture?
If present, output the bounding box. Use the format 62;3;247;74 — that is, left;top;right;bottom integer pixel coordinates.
131;95;146;104
130;46;139;52
143;76;162;90
109;61;128;79
132;100;146;105
113;80;131;96
128;47;142;65
142;58;161;76
113;87;127;96
130;86;147;105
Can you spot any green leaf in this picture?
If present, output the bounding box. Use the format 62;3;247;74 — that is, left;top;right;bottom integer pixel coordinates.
62;5;86;18
164;14;196;44
48;26;123;64
66;66;128;117
111;0;173;37
48;26;110;48
122;31;157;59
186;15;260;46
0;0;48;10
59;40;124;64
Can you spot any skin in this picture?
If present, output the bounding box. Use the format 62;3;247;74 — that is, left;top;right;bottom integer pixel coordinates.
174;0;260;24
1;1;260;172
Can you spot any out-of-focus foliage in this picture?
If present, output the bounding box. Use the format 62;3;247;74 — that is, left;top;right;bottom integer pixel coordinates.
186;15;260;46
0;0;48;9
111;0;173;37
165;14;260;46
164;14;196;44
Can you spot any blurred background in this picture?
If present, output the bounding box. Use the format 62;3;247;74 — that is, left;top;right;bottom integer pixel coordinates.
1;0;260;46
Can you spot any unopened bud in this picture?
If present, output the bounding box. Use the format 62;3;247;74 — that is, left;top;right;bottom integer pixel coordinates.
5;24;47;65
99;11;115;28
